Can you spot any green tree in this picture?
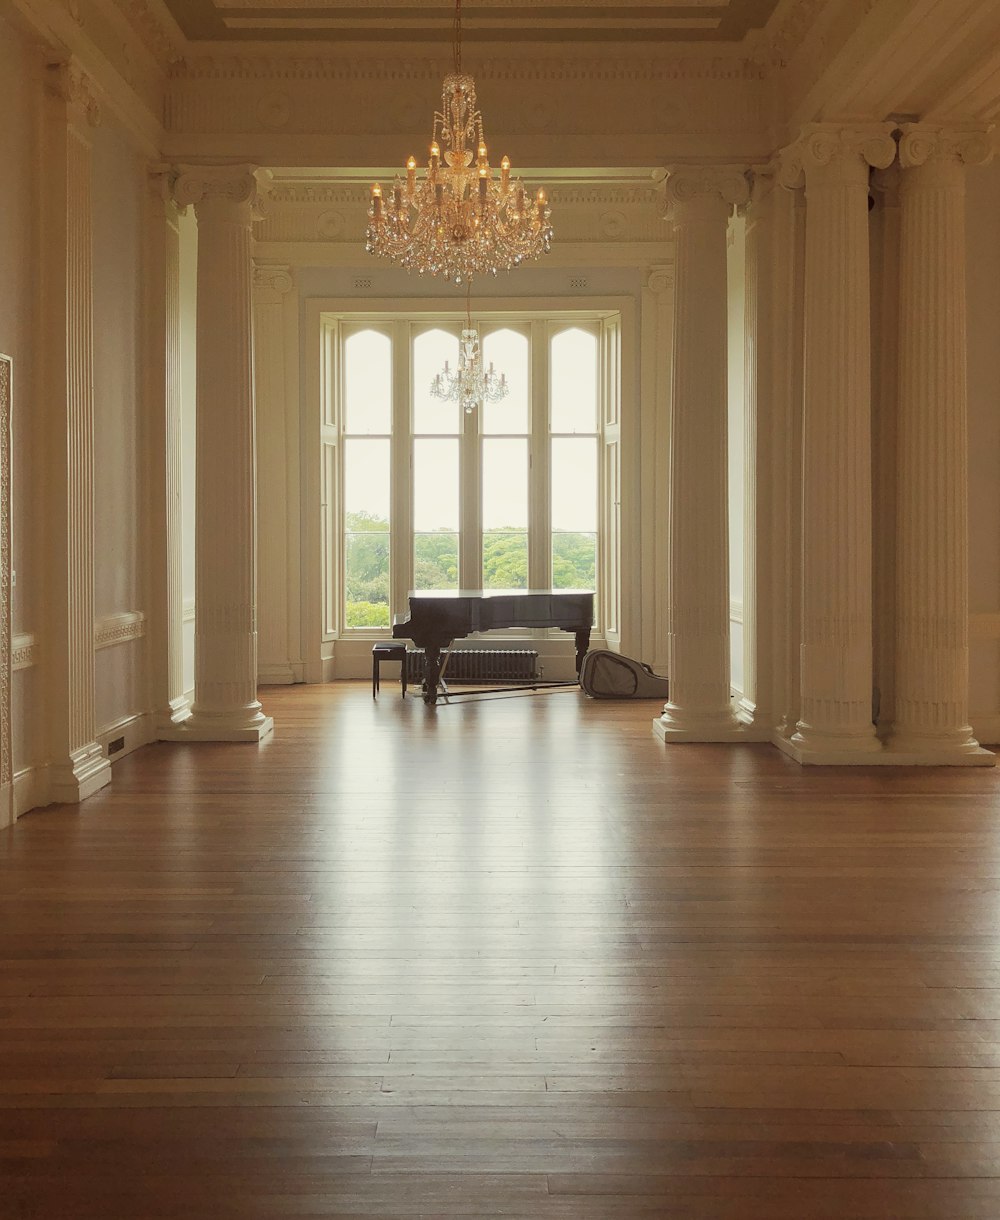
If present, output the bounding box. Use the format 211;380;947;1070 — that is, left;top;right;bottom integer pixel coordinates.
345;510;390;626
482;530;528;589
552;531;595;590
414;531;459;589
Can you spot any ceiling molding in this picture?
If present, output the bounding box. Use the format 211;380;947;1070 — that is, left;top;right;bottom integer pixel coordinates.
170;53;767;84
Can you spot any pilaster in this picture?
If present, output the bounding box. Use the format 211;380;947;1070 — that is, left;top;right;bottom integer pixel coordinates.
777;123;894;764
164;164;273;742
145;170;191;733
887;125;994;765
654;165;749;743
639;264;672;676
41;60;112;802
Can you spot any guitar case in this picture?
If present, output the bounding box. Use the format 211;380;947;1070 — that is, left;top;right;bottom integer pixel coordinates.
579;650;670;699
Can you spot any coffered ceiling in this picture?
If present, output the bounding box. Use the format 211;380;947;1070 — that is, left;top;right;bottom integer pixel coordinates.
160;0;782;45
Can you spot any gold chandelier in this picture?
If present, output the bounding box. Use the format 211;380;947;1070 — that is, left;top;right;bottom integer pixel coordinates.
365;0;553;283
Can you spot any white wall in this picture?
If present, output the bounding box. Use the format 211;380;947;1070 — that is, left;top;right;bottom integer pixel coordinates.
0;18;43;782
966;157;1000;741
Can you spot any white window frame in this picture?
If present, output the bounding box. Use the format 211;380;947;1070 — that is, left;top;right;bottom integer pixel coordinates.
305;295;634;679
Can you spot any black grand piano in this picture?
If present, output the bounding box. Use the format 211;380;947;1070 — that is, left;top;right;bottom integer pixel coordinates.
392;589;594;704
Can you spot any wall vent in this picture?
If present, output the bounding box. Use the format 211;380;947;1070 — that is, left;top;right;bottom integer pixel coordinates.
353;277;373;290
108;736;125;756
569;276;589;290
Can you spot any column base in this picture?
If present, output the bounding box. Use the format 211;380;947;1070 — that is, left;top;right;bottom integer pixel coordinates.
774;729;995;766
162;707;274;742
886;728;995;766
48;744;112;804
155;696;193;736
653;704;747;743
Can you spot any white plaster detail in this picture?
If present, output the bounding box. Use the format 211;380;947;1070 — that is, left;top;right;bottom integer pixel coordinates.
12;634;36;672
94;610;146;649
257;90;293;130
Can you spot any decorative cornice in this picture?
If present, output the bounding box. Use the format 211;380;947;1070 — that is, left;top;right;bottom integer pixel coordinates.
12;634;37;672
94;611;146;650
898;124;994;170
109;0;184;69
171;54;765;85
45;61;102;127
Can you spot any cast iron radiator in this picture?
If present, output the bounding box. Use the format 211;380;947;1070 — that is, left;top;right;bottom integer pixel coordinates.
405;648;540;684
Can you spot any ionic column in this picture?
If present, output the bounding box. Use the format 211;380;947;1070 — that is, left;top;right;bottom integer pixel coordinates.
888;125;993;763
654;165;749;743
42;62;112;802
170;165;273;741
779;124;895;761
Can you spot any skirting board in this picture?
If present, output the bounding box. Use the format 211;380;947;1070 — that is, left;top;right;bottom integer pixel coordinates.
96;711;155;763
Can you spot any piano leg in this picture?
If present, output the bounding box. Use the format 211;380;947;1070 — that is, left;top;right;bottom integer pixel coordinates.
422;646;444;705
574;628;592;677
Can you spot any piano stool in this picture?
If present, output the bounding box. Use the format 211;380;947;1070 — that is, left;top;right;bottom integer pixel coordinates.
371;643;409;698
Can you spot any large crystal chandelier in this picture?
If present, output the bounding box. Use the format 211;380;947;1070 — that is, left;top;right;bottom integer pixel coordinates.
365;0;553;283
431;290;509;415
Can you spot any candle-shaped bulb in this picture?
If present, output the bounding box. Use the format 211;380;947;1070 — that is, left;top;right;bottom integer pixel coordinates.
406;156;417;193
536;187;547;219
430;142;440;159
478;142;488;164
407;155;416;170
370;182;382;217
500;155;511;190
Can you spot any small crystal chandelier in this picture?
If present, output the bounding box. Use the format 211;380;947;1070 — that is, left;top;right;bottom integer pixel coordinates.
365;0;553;283
431;287;509;414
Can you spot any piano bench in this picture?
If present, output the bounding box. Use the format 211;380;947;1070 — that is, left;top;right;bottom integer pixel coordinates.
372;643;408;699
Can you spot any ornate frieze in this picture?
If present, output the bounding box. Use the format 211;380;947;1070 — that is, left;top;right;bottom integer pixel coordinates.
94;611;146;650
45;60;102;127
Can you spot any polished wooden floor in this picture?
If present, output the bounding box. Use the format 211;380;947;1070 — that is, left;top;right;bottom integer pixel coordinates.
5;684;1000;1217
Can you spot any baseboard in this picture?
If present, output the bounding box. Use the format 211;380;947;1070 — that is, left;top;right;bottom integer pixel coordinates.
258;662;299;685
96;711;155;764
12;765;49;821
971;714;1000;746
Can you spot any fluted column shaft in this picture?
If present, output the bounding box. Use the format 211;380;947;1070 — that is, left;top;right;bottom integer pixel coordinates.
654;166;748;742
43;62;111;802
172;165;272;741
889;126;993;757
781;125;894;759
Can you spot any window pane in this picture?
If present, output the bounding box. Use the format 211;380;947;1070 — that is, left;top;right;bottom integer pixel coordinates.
344;329;391;433
343;437;390;627
415;533;459;590
345;532;390;626
552;531;596;592
550;327;598;433
413;327;460;434
482;438;527;530
481;328;529;435
551;437;597;532
414;439;459;531
483;532;528;591
344;438;390;524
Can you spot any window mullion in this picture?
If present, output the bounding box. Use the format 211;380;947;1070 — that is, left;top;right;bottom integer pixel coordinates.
461;318;482;590
529;318;550;591
391;319;411;617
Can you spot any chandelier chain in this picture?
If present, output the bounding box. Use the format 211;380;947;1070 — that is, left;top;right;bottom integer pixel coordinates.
453;0;462;74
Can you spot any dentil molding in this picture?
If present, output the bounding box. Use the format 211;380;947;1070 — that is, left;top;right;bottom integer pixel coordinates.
170;55;766;84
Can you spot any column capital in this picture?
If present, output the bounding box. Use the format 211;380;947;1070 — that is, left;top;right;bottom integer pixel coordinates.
779;122;896;190
253;264;295;296
663;164;750;221
171;164;272;222
898;123;994;171
45;60;102;129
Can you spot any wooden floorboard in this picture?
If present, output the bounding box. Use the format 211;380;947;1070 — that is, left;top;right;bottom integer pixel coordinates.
3;683;1000;1217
